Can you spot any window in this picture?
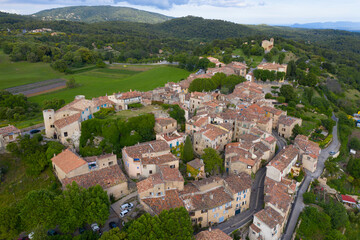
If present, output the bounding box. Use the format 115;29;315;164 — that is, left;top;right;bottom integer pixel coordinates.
189;212;195;216
150;192;153;195
244;194;246;199
49;116;51;119
149;170;153;174
64;132;68;137
137;167;139;169
170;165;175;169
50;125;55;128
198;217;203;222
108;161;113;166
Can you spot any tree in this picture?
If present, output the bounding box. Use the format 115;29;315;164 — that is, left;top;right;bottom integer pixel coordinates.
323;201;349;229
0;206;22;240
181;136;194;162
126;207;193;240
265;93;273;99
100;228;127;240
278;52;285;64
20;189;57;231
291;124;303;139
96;59;106;68
66;78;76;89
286;60;297;80
303;192;316;204
349;138;360;150
280;84;297;102
201;148;224;174
347;158;360;179
42;99;65;110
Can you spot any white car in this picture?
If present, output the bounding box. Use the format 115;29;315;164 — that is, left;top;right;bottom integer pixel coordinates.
120;202;134;210
120;209;130;217
91;223;100;232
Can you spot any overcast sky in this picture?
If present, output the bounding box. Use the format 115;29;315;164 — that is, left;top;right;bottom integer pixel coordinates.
1;0;359;25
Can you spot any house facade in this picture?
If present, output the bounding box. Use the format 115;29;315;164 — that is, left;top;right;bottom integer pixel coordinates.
0;125;21;149
277;115;302;139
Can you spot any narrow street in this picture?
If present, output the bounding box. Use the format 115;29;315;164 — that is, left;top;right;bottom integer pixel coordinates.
215;166;266;234
282;114;340;240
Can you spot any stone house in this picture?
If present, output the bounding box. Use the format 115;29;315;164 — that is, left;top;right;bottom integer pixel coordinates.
266;145;299;182
261;38;274;52
0;125;21;149
154;117;177;134
43;95;115;146
187;159;205;179
193;124;233;155
108;90;142;110
156;131;186;150
262;106;287;129
189;92;213;113
294;135;321;172
277;115;302;139
180;175;251;227
196;229;232;240
226;62;248;77
51;149;128;198
122;140;179;179
249;206;284;240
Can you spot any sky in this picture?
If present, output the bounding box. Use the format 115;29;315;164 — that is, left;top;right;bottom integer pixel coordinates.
0;0;360;25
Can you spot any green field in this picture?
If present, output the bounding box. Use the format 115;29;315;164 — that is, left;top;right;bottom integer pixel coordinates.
0;153;58;208
30;65;189;106
0;52;64;89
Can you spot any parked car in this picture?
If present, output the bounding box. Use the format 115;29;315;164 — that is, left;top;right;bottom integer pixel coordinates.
329;151;336;156
29;129;41;134
120;203;134;210
47;230;58;236
109;222;117;229
79;227;86;234
120;209;130;217
91;223;101;235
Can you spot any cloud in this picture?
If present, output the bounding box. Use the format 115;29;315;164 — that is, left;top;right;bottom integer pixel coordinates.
1;0;263;10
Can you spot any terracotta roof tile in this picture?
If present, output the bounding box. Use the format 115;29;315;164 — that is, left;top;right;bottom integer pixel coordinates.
61;165;127;189
268;145;299;172
123;140;169;159
155;117;177;127
0;125;20;136
255;206;284;229
51;148;87;174
142;189;184;215
196;229;232;240
187;159;204;170
141;153;178;165
53;113;81;129
224;172;252;194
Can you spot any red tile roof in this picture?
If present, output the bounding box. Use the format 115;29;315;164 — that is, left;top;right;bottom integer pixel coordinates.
268;145;299;172
53;113;81;129
116;91;142;100
0;125;20;136
255;206;284;229
141;153;178;165
196;229;232;240
123;140;169;158
155;117;177;127
142;189;184;215
61;165;127;189
51;148;87;174
224;172;252;194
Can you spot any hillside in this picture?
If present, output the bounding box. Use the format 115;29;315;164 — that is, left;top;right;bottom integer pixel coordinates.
32;5;173;24
288;21;360;32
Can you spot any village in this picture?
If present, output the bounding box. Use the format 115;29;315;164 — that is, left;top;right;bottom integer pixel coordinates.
0;39;350;240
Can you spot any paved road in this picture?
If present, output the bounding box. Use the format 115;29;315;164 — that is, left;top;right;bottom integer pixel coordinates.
215;167;266;234
272;129;287;152
282;114;340;240
215;129;288;235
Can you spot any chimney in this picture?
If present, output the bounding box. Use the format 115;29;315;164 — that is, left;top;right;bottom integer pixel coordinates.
245;154;248;159
209;227;212;232
210;194;213;200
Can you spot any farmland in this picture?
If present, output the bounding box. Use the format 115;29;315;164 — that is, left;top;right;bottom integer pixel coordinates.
30;65;190;106
0;51;64;89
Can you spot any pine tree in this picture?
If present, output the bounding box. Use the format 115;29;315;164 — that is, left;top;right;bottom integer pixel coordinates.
182;136;194;162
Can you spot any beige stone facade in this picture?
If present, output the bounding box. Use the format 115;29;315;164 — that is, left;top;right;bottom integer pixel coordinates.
277;115;302;139
0;125;21;149
154;117;177;134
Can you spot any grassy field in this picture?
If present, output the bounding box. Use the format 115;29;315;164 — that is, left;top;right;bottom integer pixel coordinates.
30;65;189;106
0;51;64;89
0;153;59;208
111;105;167;120
232;49;264;68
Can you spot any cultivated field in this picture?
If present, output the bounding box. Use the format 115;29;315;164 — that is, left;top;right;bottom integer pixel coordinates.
30;65;190;106
0;52;63;89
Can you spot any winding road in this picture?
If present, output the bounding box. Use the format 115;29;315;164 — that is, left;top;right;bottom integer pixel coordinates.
282;114;340;240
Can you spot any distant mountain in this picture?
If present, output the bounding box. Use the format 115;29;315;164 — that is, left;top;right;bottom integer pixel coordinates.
32;5;173;24
288;21;360;32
